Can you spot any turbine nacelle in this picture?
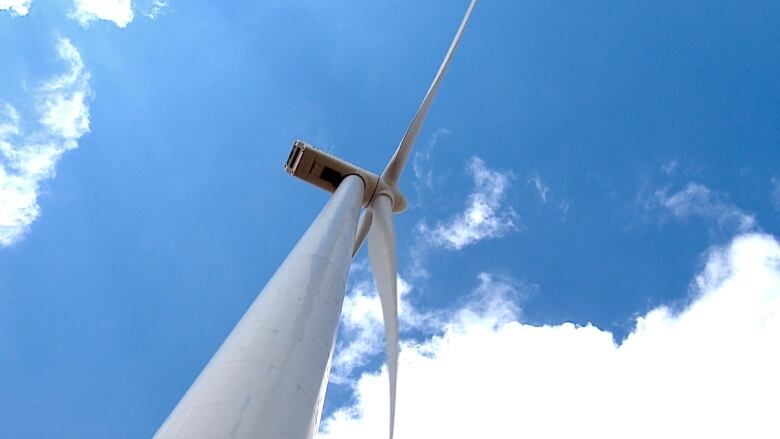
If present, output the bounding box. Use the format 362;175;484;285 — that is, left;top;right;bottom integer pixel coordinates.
285;140;407;212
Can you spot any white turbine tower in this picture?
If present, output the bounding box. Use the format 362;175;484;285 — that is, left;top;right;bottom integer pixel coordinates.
154;1;477;438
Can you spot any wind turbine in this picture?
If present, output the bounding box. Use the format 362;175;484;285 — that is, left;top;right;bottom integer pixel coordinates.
154;1;477;438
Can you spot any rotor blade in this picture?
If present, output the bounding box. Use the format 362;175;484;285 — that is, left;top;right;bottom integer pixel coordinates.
352;208;373;257
367;194;399;439
382;0;478;184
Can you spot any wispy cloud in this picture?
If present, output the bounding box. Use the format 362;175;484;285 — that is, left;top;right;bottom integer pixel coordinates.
419;157;518;250
525;172;569;220
70;0;133;28
321;233;780;438
0;38;91;247
557;199;570;218
412;128;449;194
446;272;528;330
661;159;678;175
649;182;756;233
0;0;30;15
772;177;780;213
142;0;169;19
527;174;549;203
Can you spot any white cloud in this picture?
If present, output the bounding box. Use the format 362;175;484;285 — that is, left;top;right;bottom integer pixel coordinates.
70;0;133;28
412;128;449;193
652;182;756;232
527;174;549;203
661;159;678;175
420;157;518;250
524;172;569;220
0;38;91;247
0;0;30;16
321;233;780;438
557;199;570;218
142;0;169;19
332;273;441;383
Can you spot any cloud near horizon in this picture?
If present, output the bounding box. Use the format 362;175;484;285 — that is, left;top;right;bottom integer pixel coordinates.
0;38;91;246
321;233;780;438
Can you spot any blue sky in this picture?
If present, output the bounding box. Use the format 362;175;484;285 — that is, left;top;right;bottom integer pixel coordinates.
1;1;779;437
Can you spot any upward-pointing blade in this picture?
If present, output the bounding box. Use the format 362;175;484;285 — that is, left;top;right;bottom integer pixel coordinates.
367;194;399;439
358;2;478;437
382;0;478;185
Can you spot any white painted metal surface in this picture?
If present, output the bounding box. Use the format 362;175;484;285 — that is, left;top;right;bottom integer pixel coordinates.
154;175;364;439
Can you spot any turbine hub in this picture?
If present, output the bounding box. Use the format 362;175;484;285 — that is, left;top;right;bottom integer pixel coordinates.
373;179;408;213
